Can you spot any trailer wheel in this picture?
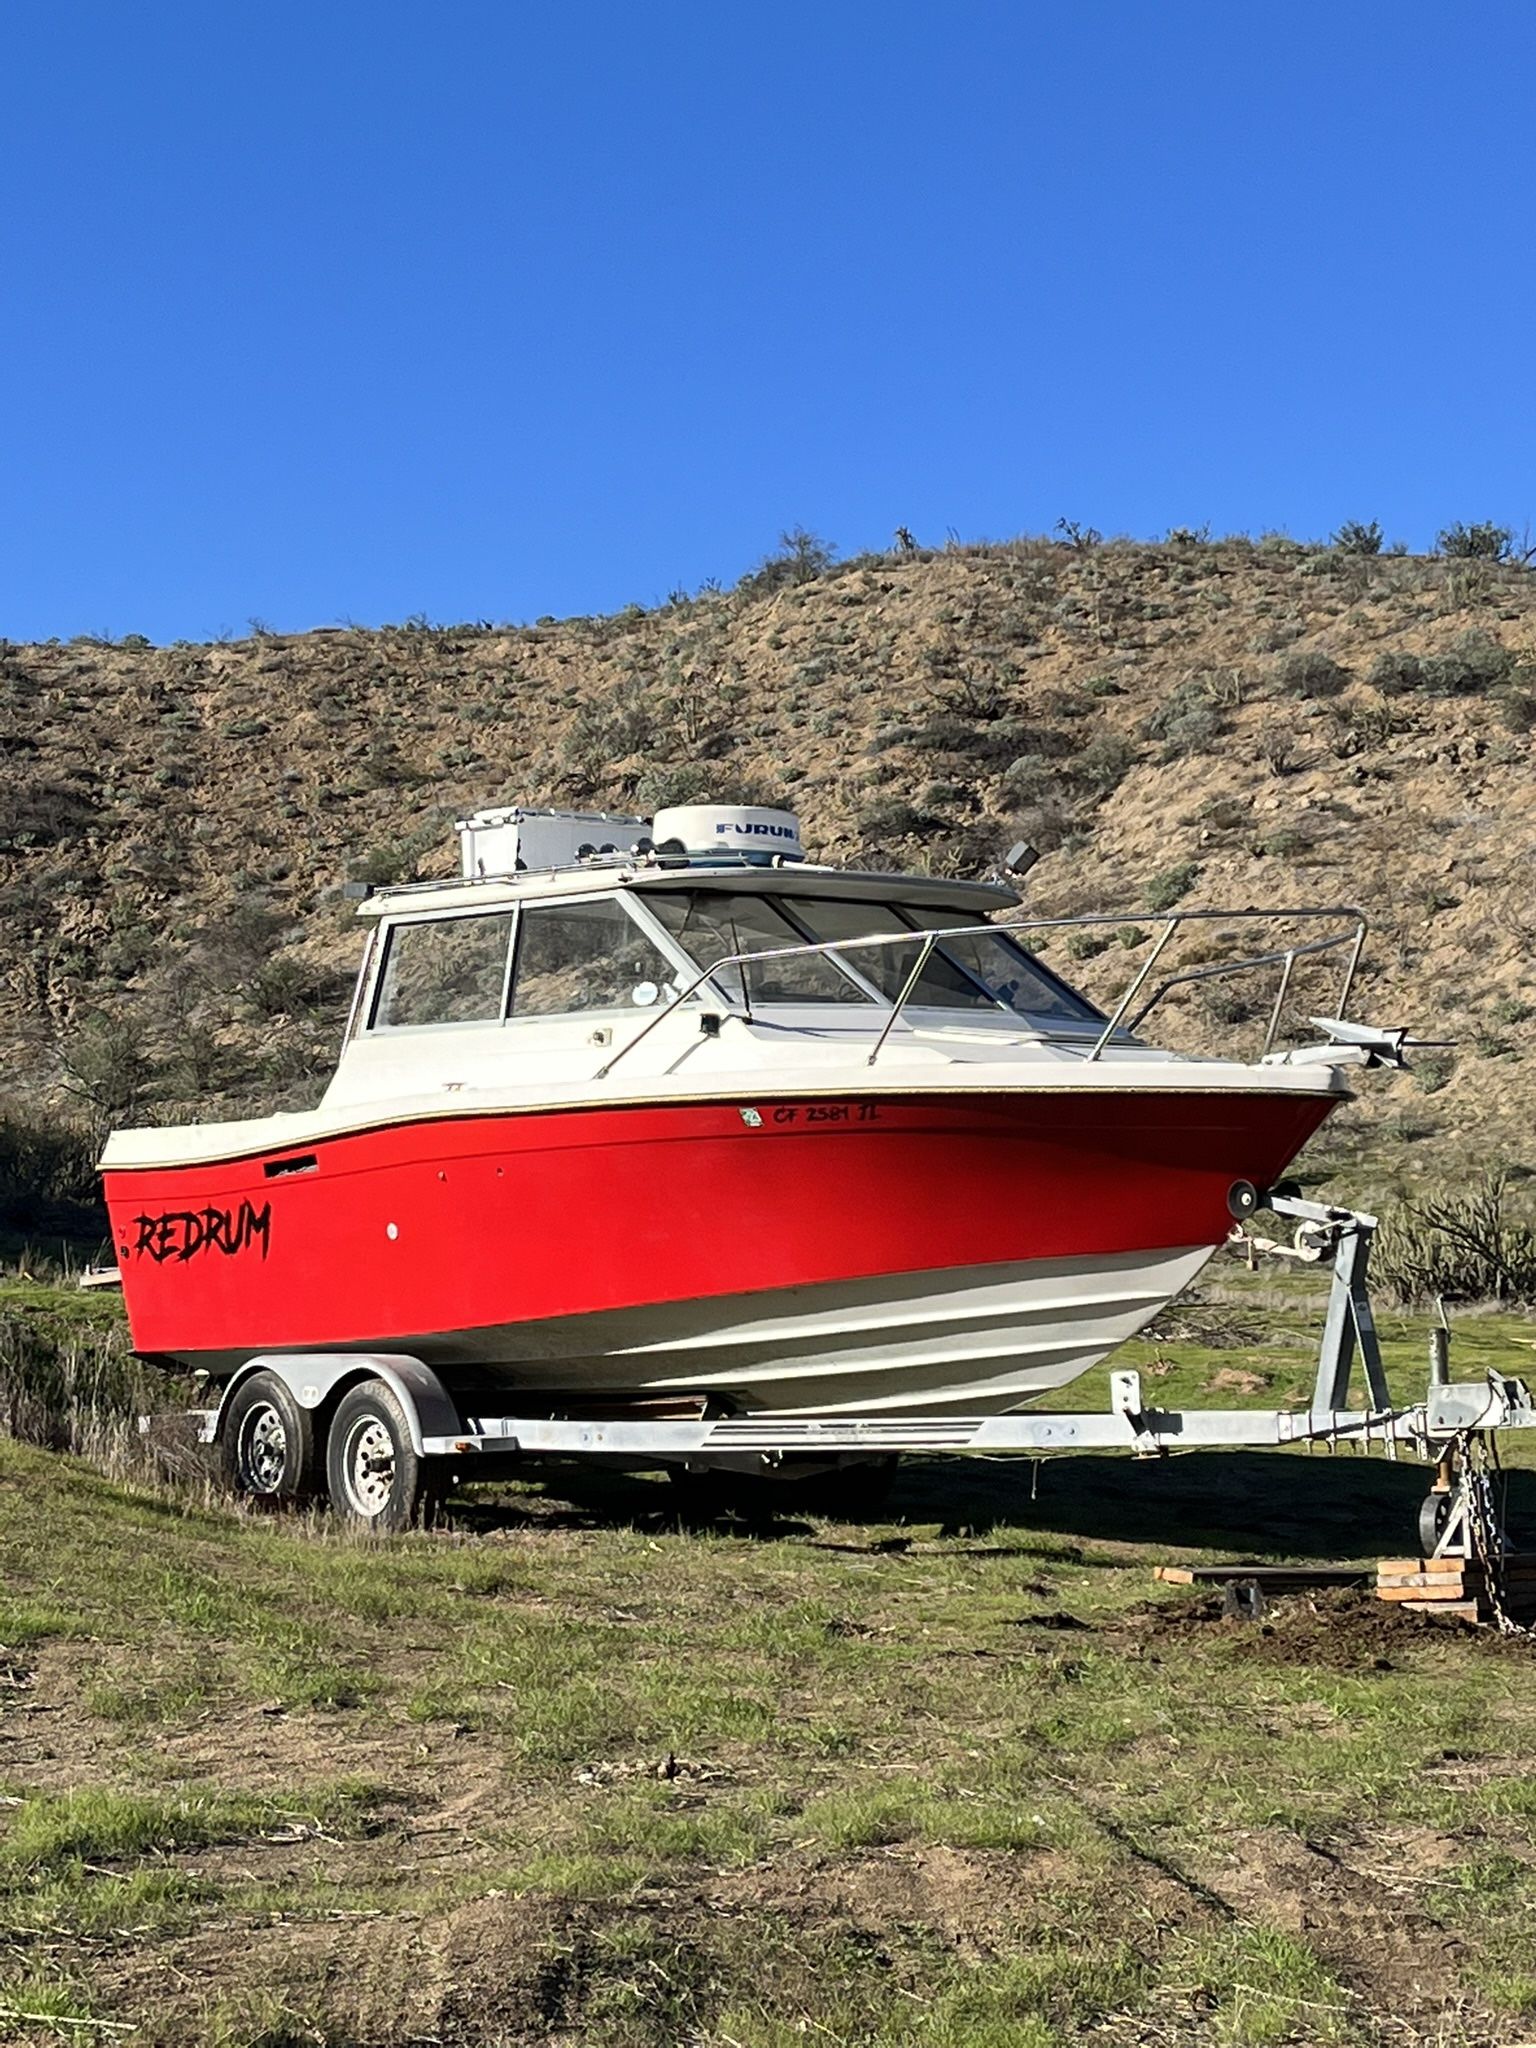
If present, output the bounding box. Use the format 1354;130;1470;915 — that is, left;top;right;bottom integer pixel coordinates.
1418;1489;1452;1557
326;1379;431;1534
222;1371;318;1504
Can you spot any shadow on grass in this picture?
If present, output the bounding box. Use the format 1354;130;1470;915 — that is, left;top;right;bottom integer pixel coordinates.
905;1450;1536;1559
445;1450;1536;1563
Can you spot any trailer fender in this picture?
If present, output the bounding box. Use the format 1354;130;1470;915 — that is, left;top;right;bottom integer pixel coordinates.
212;1354;461;1456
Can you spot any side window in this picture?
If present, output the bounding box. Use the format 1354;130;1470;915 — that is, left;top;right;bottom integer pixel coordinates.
512;899;679;1017
373;914;514;1028
902;906;1100;1023
645;891;865;1004
784;898;992;1008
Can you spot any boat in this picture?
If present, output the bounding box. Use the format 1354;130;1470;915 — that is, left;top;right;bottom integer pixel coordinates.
101;802;1375;1420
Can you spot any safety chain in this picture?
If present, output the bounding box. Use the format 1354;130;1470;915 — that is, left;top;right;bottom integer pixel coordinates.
1456;1430;1534;1638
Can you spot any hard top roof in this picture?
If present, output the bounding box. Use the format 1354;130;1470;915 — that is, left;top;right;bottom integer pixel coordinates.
358;860;1020;921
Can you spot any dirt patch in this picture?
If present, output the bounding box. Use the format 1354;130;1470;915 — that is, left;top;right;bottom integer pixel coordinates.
1202;1366;1273;1395
1116;1585;1536;1668
713;1841;1061;1949
1186;1825;1472;2032
98;1892;571;2048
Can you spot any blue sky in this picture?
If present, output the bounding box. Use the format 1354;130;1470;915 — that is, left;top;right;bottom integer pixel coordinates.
3;3;1533;643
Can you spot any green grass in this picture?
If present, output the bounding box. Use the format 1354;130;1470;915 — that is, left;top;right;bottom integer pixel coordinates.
0;1266;1533;2042
0;1971;105;2038
0;1782;379;1874
1182;1927;1355;2046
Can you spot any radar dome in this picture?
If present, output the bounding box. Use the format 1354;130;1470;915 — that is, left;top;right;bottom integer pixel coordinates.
650;804;804;864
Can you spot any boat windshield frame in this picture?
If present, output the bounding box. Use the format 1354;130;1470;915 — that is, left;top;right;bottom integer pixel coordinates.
351;875;1368;1076
636;884;1099;1026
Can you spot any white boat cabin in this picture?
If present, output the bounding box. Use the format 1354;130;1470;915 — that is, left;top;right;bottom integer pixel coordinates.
324;803;1106;1112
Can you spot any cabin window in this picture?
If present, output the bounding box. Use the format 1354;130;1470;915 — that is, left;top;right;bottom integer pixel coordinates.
511;899;679;1016
900;905;1100;1023
373;913;515;1028
782;899;999;1010
646;891;865;1005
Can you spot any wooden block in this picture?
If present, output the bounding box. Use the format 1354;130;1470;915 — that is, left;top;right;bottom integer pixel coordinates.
1398;1598;1485;1622
1377;1569;1481;1591
1378;1557;1467;1576
1377;1582;1473;1603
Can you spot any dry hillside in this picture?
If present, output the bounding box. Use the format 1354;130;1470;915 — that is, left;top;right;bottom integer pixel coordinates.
2;532;1534;1224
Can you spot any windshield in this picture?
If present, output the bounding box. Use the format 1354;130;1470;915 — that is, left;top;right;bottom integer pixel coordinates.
371;898;679;1029
373;912;515;1028
645;891;864;1005
781;898;1002;1010
901;905;1100;1023
642;887;1100;1024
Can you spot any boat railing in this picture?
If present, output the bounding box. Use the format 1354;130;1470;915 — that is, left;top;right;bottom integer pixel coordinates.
594;904;1367;1078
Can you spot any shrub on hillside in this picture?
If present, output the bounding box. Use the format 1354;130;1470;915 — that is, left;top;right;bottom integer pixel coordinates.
998;755;1054;808
1366;651;1424;696
633;765;775;811
737;527;838;597
906;712;990;754
1141;679;1225;759
1368;630;1512;697
855;798;938;842
1254;720;1298;776
1067;730;1135;801
1331;519;1383;556
1436;521;1513;561
1143;861;1200;913
0;1108;101;1225
1427;629;1515;693
56;1014;155;1132
1374;1175;1536;1306
1275;649;1349;698
999;729;1133;815
1196;795;1251;833
559;682;662;777
0;773;97;850
1005;797;1078;854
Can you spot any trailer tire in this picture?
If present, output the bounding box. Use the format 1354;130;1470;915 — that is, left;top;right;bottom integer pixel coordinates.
326;1379;432;1535
1418;1489;1452;1557
221;1371;319;1505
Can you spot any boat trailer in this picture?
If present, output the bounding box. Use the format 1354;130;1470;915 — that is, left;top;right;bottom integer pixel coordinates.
188;1194;1536;1559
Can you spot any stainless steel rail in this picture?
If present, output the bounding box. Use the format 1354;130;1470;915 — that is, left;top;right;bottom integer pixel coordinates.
594;904;1368;1079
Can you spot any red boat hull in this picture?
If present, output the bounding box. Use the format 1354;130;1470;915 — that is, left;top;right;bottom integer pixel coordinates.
104;1089;1335;1388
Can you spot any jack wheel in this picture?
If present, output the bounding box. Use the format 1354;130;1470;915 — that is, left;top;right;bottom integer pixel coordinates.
222;1371;318;1504
326;1379;434;1534
1418;1490;1452;1557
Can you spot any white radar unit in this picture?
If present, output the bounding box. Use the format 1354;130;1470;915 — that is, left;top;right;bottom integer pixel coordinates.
650;804;804;864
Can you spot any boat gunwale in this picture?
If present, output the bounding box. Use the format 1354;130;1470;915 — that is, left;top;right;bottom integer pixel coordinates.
99;1068;1349;1176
